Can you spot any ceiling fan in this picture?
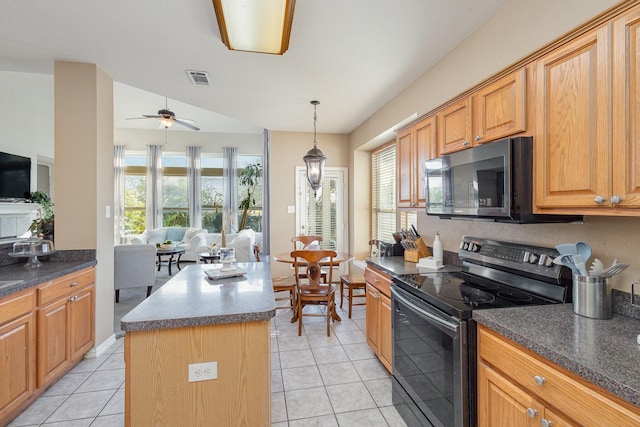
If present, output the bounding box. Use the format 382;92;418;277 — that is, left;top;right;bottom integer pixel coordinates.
125;98;200;131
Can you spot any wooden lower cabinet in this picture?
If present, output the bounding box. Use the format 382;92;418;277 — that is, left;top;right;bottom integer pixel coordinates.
0;290;36;421
477;325;640;427
364;266;392;373
0;267;95;426
125;320;271;426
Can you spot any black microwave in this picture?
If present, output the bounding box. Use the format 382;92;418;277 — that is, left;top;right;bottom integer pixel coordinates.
424;136;582;223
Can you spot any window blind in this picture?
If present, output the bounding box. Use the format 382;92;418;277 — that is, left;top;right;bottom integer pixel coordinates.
372;143;396;244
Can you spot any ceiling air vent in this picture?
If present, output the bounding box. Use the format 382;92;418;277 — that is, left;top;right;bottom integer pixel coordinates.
186;70;210;86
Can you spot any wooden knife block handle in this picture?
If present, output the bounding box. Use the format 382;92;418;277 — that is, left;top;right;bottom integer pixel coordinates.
403;238;431;262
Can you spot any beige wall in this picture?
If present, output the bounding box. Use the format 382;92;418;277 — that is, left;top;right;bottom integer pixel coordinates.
269;131;349;278
54;62;115;346
348;0;640;291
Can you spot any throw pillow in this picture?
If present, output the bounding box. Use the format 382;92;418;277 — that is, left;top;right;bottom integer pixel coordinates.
147;228;165;245
166;227;186;243
183;227;204;243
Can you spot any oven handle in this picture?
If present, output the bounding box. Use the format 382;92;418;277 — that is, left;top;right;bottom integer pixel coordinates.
392;288;460;333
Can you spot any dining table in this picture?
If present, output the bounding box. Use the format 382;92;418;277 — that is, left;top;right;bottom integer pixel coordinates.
272;250;354;323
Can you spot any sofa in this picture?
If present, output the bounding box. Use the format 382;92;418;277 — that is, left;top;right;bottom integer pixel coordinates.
204;228;258;262
130;227;207;262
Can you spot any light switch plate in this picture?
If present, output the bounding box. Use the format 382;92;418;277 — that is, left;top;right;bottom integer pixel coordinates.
188;361;218;382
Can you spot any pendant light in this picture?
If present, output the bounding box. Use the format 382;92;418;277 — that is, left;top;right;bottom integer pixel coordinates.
303;100;327;196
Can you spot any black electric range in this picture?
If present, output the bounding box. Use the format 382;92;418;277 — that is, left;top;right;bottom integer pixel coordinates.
390;236;573;427
393;236;573;319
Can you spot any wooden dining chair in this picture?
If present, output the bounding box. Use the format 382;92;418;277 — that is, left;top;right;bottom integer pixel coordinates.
338;240;379;317
271;276;297;312
291;235;328;283
292;249;338;336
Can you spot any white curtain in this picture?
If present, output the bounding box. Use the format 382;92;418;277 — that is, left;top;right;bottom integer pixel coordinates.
146;145;163;230
186;146;202;229
223;147;238;233
262;129;271;255
114;145;126;244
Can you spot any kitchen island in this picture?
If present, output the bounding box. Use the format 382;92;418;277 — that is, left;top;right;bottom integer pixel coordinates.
121;262;276;427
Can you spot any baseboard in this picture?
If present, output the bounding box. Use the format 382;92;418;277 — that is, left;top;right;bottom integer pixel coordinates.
85;333;117;359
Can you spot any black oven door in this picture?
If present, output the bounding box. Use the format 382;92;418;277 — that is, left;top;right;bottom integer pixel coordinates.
391;285;469;427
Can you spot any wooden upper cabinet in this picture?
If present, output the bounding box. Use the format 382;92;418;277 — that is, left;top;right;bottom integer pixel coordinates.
397;116;436;208
473;68;526;144
534;24;611;209
437;98;472;154
612;4;640;209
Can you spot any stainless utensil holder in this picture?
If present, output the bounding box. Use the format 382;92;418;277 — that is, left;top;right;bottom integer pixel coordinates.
572;274;612;319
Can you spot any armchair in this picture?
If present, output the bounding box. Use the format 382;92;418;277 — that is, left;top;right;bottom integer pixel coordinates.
130;227;206;262
114;244;157;303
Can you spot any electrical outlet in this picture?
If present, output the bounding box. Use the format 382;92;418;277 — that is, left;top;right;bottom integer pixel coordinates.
188;361;218;382
287;205;295;214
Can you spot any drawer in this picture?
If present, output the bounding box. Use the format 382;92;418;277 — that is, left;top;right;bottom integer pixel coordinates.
38;268;95;306
478;325;640;426
365;266;391;298
0;289;34;325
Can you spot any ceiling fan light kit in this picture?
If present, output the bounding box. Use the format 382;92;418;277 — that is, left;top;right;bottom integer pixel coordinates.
212;0;296;55
125;97;200;131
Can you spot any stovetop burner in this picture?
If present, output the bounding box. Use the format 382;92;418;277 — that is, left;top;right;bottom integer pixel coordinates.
440;283;496;306
496;289;533;302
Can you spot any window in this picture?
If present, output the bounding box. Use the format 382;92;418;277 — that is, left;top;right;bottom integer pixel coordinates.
372;143;396;243
123;151;263;236
123;154;146;235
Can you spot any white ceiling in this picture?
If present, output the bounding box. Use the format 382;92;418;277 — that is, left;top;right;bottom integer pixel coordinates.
0;0;510;134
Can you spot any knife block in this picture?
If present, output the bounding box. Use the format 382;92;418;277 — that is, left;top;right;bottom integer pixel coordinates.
403;238;431;262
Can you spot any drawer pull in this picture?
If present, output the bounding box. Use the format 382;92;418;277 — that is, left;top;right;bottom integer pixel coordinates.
534;375;546;386
69;295;79;302
541;419;553;427
526;408;538;418
70;281;78;287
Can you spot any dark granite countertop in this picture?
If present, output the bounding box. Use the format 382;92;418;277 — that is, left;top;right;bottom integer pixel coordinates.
474;305;640;407
0;252;96;298
121;262;276;332
366;256;420;276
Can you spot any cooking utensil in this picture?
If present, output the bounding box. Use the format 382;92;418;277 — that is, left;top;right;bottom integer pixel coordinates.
599;263;630;278
589;258;604;277
576;241;592;265
556;243;578;255
570;253;589;277
553;254;580;275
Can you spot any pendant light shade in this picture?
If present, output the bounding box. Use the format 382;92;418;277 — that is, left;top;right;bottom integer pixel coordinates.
303;100;327;193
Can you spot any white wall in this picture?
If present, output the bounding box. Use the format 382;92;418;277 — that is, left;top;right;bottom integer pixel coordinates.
0;71;54;194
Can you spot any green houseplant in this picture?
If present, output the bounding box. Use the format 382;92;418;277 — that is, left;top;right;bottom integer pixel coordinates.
238;162;262;231
26;191;55;238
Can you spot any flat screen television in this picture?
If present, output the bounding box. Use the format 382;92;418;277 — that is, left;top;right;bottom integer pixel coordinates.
0;151;31;200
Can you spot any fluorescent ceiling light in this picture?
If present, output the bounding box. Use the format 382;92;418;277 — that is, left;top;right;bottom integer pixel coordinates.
212;0;296;55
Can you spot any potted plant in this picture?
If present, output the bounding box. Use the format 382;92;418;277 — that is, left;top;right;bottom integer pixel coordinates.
26;191;55;239
238;162;262;230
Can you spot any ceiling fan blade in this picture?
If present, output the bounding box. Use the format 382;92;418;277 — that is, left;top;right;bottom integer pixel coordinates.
143;114;162;118
125;116;151;120
174;119;200;131
175;117;196;125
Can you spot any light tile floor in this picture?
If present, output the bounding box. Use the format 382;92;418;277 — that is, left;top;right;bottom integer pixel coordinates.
9;282;410;426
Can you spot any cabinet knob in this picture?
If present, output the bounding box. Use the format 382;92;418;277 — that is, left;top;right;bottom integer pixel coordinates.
526;408;538;418
541;419;553;427
610;195;622;204
534;375;546;386
475;135;482;141
594;196;605;204
70;281;78;287
69;295;79;302
462;140;470;146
